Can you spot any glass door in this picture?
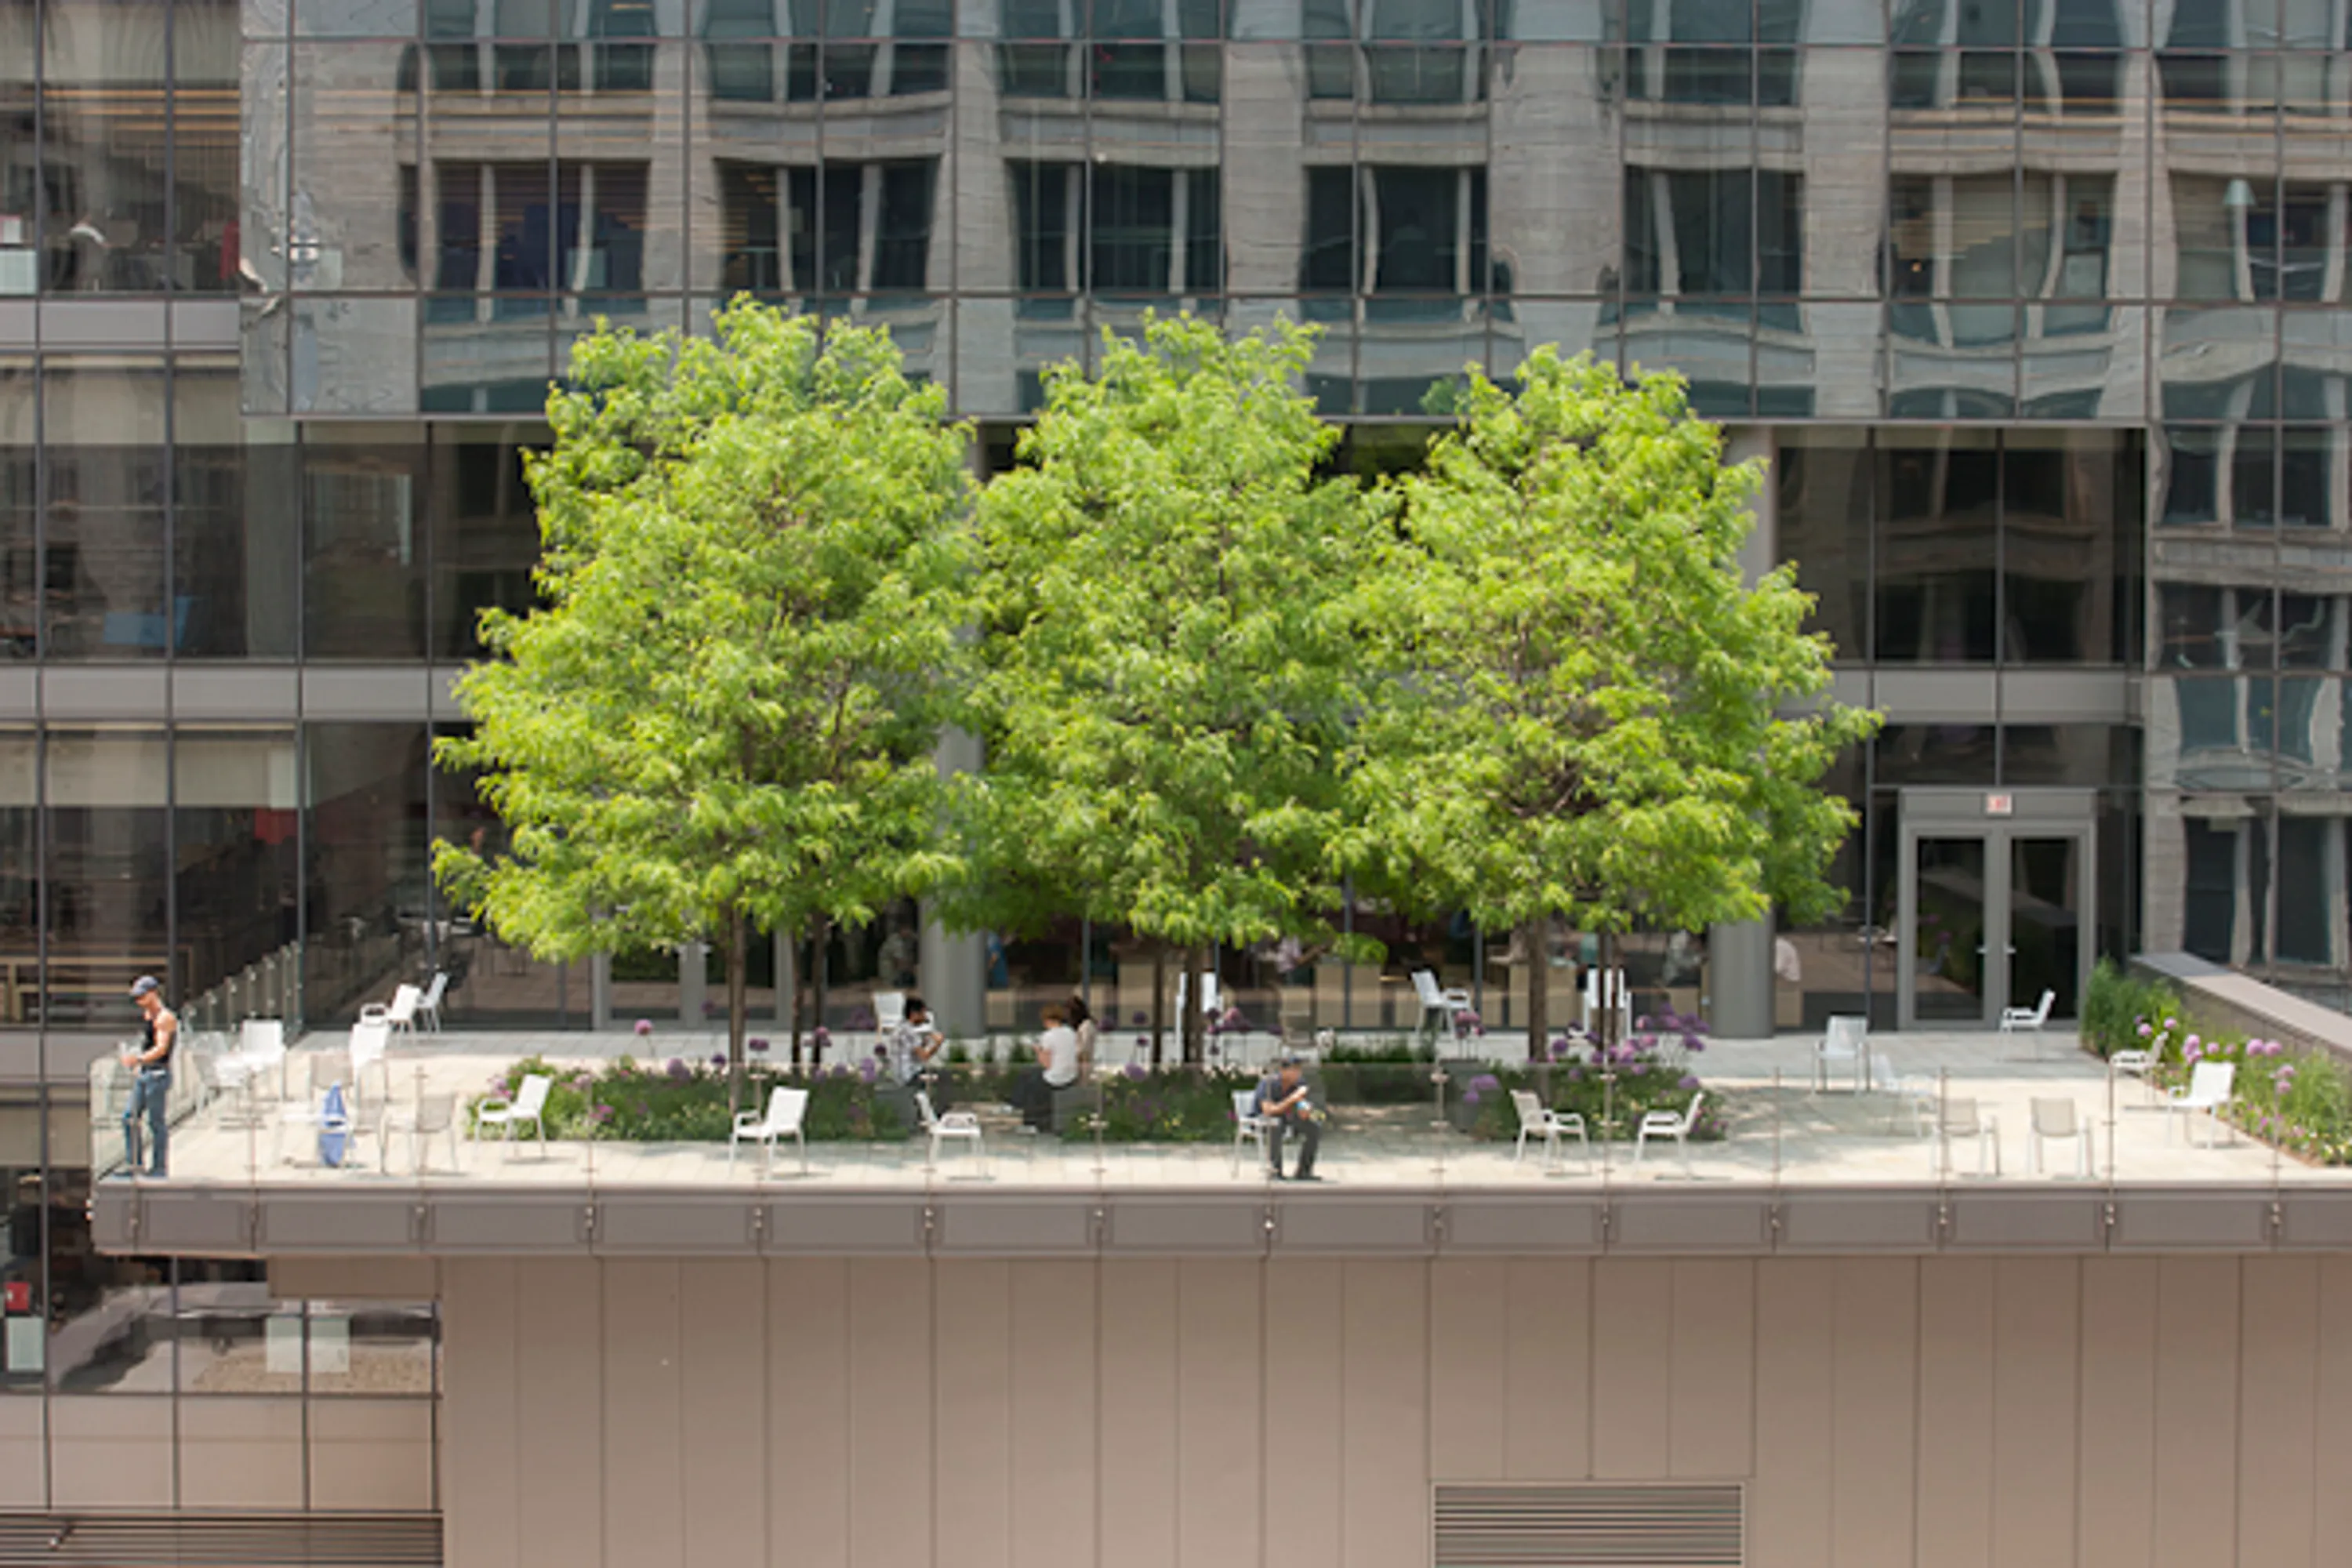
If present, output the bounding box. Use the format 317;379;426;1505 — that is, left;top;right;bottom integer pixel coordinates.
2009;837;2083;1018
1910;837;1989;1024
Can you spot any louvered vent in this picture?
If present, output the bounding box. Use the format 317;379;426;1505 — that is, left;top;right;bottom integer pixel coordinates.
0;1512;441;1568
1433;1484;1743;1568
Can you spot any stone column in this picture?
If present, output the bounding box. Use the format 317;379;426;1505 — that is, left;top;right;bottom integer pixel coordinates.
1711;425;1780;1039
920;725;989;1042
590;951;612;1033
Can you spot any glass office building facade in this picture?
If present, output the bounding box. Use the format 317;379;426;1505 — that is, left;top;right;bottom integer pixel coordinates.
4;5;2352;1439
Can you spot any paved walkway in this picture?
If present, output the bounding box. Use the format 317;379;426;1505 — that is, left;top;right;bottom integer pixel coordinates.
131;1025;2335;1189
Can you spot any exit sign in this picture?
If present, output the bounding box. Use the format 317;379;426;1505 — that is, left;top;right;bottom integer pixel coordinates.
1985;793;2014;817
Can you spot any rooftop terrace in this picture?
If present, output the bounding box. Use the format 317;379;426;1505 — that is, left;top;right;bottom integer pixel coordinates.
89;1027;2352;1261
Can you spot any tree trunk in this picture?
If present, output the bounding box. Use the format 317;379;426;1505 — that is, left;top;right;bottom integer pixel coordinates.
788;921;805;1073
1182;943;1210;1065
1149;947;1167;1069
1599;928;1621;1051
1522;918;1550;1064
726;906;749;1116
811;915;830;1065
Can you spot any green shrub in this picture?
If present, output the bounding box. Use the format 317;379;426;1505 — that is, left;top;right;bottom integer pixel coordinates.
480;1055;908;1142
2080;960;2185;1059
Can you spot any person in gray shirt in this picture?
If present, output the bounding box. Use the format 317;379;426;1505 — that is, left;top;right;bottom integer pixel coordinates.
1250;1054;1322;1181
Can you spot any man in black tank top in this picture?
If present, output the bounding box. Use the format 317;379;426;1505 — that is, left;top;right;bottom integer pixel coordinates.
121;975;176;1178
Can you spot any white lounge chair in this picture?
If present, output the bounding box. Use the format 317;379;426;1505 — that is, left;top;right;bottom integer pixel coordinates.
416;971;450;1033
1511;1089;1591;1173
916;1090;985;1175
1410;969;1474;1040
1933;1098;2001;1178
474;1073;551;1155
1173;972;1221;1021
2000;988;2056;1034
1813;1014;1867;1094
383;983;423;1037
1231;1088;1273;1175
2029;1097;2092;1178
731;1085;810;1176
2164;1060;2236;1146
1635;1091;1704;1178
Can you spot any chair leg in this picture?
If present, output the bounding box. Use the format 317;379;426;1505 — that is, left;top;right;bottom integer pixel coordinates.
797;1129;808;1176
1677;1134;1693;1180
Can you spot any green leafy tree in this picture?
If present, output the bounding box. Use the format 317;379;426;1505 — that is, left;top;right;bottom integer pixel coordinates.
1344;349;1878;1051
958;316;1384;1062
435;302;972;1106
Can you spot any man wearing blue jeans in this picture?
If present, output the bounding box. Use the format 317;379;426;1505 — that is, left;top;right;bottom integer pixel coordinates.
120;975;177;1178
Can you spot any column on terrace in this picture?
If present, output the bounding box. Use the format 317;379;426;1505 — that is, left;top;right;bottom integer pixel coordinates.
1710;423;1778;1040
920;724;987;1040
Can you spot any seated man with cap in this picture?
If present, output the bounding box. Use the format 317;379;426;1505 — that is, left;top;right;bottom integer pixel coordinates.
119;975;177;1178
1250;1053;1323;1181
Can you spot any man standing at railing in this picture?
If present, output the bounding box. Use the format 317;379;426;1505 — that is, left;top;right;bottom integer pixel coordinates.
119;976;176;1178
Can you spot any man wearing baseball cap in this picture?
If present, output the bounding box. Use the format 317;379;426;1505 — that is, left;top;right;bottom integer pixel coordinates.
119;976;176;1178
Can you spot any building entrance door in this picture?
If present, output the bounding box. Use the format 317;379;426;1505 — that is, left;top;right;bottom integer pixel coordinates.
1896;789;2096;1030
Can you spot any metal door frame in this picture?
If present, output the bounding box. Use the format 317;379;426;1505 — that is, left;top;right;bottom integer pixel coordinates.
1896;788;2097;1031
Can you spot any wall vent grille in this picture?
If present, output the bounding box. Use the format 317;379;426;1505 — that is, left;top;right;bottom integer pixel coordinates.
1433;1483;1743;1567
0;1512;441;1567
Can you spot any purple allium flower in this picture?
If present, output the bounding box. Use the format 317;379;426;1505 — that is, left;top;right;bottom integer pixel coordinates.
1131;1011;1147;1025
873;1044;889;1059
858;1058;878;1084
590;1102;615;1123
666;1058;688;1080
2165;1017;2179;1030
710;1053;728;1069
633;1018;653;1036
1566;1065;1586;1083
811;1026;832;1051
1134;1034;1149;1051
2137;1020;2154;1037
1679;1073;1701;1090
1124;1063;1148;1081
2186;1034;2201;1051
1468;1073;1501;1096
749;1036;769;1054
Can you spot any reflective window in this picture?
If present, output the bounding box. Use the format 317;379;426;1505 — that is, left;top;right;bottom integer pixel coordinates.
42;362;169;661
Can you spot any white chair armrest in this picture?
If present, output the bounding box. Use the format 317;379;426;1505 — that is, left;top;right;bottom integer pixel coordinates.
732;1111;764;1134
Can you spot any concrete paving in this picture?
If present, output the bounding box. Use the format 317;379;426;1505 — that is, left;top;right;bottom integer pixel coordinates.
117;1025;2339;1190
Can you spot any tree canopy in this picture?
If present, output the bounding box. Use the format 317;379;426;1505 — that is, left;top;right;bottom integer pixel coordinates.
1344;348;1878;1047
956;316;1386;1059
435;302;973;1098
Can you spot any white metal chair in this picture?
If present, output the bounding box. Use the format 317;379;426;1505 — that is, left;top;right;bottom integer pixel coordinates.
916;1090;986;1175
1511;1089;1591;1173
347;1018;392;1112
1813;1014;1867;1094
1635;1091;1704;1178
383;983;423;1037
873;991;907;1033
2107;1047;2156;1102
235;1018;289;1100
731;1085;810;1176
1933;1098;2001;1178
416;971;450;1033
2164;1060;2236;1146
271;1053;352;1167
2028;1097;2092;1178
1410;969;1474;1040
379;1092;462;1174
1231;1088;1273;1175
1868;1046;1937;1136
474;1073;552;1154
